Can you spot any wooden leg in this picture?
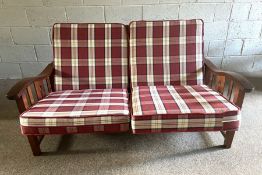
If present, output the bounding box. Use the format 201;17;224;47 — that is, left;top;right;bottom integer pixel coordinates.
224;131;235;149
27;136;42;156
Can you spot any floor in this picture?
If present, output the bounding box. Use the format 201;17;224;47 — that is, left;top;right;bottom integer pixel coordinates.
0;79;261;175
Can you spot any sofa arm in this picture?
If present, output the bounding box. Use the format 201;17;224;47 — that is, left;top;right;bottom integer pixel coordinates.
6;62;55;113
204;59;254;108
204;59;254;93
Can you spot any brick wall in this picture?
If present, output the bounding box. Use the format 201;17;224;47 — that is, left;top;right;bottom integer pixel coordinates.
0;0;261;78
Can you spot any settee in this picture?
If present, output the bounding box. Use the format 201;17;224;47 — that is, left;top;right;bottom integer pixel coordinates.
7;19;254;156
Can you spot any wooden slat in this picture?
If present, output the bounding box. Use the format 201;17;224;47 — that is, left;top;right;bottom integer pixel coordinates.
16;97;27;114
41;80;46;97
235;89;245;108
232;85;245;108
223;78;229;97
230;83;238;102
233;85;240;103
34;80;43;100
21;91;30;110
210;73;215;88
42;79;49;96
215;75;225;93
204;68;212;85
227;80;234;100
46;77;52;93
27;85;35;105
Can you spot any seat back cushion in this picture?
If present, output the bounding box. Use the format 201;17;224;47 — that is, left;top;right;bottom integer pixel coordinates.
53;23;128;91
129;19;204;87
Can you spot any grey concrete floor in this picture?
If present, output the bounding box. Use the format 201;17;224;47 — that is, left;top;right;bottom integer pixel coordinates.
0;79;261;175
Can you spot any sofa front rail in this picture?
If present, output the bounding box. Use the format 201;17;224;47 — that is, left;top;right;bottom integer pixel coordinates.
6;62;54;156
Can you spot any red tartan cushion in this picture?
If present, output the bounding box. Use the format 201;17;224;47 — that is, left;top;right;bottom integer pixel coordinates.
20;89;130;135
53;23;128;91
131;85;241;134
129;19;204;87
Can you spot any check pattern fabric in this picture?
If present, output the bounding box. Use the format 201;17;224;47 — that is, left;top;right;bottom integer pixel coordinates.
131;85;241;134
53;23;128;91
20;89;130;135
129;19;204;87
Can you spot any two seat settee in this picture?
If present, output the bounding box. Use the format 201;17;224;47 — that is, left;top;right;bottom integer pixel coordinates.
7;19;254;156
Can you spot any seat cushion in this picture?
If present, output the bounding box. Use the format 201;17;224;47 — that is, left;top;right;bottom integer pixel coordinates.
20;89;130;135
53;23;128;91
129;19;204;87
131;85;241;134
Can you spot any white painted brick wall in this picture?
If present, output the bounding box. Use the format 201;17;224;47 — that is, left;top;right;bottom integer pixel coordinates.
11;27;51;44
0;28;13;45
84;0;121;6
0;9;29;26
43;0;83;6
20;62;48;77
3;0;43;7
249;3;262;20
0;46;36;62
180;4;216;22
35;45;53;62
253;55;262;71
206;57;223;68
105;6;142;24
208;40;225;57
0;63;22;79
214;4;231;21
230;3;251;21
205;22;228;40
242;40;262;55
222;56;254;72
224;39;243;56
122;0;159;5
66;7;105;23
26;7;67;26
160;0;196;3
228;21;262;39
0;0;261;79
143;4;179;20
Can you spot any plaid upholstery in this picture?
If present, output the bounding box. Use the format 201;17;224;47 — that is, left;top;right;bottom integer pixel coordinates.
53;23;128;91
129;19;204;87
131;85;241;134
20;89;130;135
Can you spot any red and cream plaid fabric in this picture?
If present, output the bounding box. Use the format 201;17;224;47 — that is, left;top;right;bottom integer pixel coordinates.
131;85;241;134
20;89;130;135
129;19;204;87
53;23;128;91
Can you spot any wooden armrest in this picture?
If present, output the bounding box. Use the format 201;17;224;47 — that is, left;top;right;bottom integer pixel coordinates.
6;62;54;100
204;59;254;93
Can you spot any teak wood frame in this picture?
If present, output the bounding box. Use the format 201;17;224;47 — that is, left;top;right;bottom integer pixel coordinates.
6;59;254;156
